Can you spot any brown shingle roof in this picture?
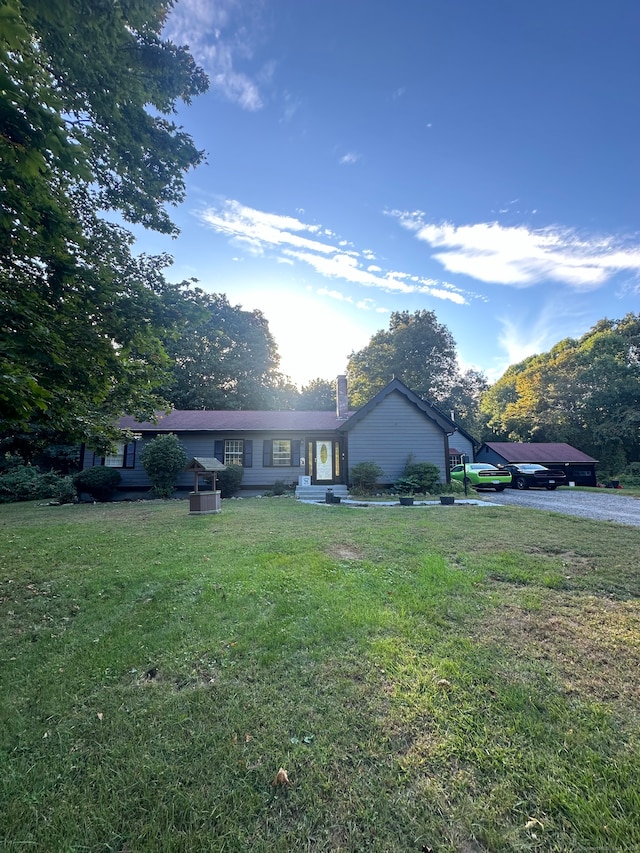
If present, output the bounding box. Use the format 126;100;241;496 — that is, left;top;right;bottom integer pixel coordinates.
118;410;353;432
483;442;598;463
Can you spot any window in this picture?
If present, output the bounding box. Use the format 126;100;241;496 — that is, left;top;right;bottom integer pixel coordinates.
224;439;244;466
96;441;136;469
449;453;462;470
272;439;292;466
214;439;252;467
263;439;300;467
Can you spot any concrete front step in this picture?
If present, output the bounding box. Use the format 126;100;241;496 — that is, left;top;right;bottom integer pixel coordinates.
296;485;349;501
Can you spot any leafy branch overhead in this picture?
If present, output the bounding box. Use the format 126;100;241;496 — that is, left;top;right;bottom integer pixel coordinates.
0;0;208;443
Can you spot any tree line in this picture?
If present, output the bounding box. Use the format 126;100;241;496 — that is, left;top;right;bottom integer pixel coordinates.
2;1;638;476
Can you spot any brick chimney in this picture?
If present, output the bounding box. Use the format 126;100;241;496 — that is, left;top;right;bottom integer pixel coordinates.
336;375;348;419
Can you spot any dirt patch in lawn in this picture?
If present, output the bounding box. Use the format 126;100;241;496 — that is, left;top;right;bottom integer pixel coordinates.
478;589;640;706
326;543;367;561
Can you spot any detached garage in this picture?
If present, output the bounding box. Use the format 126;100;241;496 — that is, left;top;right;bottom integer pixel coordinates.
476;442;598;487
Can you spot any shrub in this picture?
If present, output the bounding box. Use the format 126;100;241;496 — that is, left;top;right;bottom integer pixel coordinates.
619;462;640;488
349;461;384;494
140;434;187;499
272;479;290;496
53;476;77;504
73;467;122;501
217;464;244;498
394;475;421;495
0;464;55;502
402;460;441;493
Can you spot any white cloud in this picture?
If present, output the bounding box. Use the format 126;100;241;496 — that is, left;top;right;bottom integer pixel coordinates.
164;0;265;110
317;288;353;303
199;199;473;303
340;152;361;165
391;212;640;291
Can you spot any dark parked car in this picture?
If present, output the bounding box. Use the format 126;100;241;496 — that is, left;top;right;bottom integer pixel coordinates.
503;463;567;490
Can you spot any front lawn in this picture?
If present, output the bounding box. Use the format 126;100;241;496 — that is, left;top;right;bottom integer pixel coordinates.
1;498;639;852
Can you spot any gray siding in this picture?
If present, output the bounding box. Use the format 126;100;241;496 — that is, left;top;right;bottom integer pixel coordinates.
84;432;312;491
476;445;504;466
346;391;448;483
450;432;475;462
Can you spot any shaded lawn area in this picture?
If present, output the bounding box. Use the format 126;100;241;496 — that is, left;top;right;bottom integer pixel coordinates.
1;497;639;852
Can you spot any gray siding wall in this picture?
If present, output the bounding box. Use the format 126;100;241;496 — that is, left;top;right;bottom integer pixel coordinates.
475;445;504;466
450;432;475;462
84;432;311;491
346;392;448;483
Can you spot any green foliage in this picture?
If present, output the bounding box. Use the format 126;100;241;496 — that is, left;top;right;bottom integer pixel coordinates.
52;476;76;504
216;464;244;498
347;310;458;407
393;476;420;495
402;460;441;493
349;461;384;494
619;462;640;487
0;462;57;502
140;434;187;499
295;378;336;411
480;313;640;465
1;0;208;442
161;291;283;410
271;479;290;496
72;466;121;501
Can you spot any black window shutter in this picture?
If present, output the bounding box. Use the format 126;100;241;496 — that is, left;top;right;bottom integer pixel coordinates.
214;440;224;463
263;440;273;467
291;440;300;466
243;440;253;467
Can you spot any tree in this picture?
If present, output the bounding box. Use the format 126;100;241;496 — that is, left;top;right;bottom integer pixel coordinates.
347;310;459;408
480;314;640;469
162;291;283;410
1;0;207;443
441;368;490;439
295;378;336;411
141;434;187;499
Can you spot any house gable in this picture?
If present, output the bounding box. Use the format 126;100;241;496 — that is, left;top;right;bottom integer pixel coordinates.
340;380;453;483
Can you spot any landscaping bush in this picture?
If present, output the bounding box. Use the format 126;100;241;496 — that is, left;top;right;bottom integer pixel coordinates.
73;467;122;501
349;461;384;494
140;434;187;499
217;464;244;498
0;463;56;502
271;479;290;496
53;476;77;504
402;460;441;493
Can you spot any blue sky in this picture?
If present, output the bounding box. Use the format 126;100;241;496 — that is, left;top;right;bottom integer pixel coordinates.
136;0;639;387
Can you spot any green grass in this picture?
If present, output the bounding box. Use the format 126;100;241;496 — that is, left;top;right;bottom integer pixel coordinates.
1;497;639;852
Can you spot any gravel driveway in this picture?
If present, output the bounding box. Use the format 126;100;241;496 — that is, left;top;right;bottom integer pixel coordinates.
478;488;640;527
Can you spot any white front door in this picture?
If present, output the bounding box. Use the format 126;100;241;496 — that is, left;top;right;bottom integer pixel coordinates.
314;440;333;482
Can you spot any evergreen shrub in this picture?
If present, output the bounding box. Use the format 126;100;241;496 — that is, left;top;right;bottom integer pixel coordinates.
349;461;384;494
73;467;122;501
217;465;244;498
140;434;187;499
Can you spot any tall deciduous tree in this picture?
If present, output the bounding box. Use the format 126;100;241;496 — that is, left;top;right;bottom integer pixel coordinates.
1;0;207;443
442;368;490;438
162;292;283;410
295;378;336;411
481;314;640;469
347;310;459;408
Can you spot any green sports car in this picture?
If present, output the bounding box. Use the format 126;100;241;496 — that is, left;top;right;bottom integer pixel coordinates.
450;463;512;491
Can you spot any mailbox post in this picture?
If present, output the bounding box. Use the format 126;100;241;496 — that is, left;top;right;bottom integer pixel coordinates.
462;453;469;497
